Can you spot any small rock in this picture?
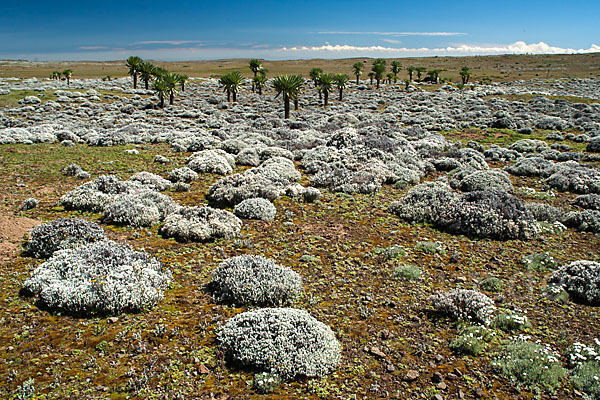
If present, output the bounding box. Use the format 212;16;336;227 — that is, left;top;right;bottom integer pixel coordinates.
403;370;419;382
108;317;119;323
432;371;443;383
455;276;467;283
198;364;210;374
433;395;443;400
473;387;484;398
369;346;386;359
447;373;458;380
458;390;464;399
437;382;447;390
386;364;396;372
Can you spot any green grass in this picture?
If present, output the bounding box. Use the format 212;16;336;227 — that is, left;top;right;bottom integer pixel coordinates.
0;88;149;108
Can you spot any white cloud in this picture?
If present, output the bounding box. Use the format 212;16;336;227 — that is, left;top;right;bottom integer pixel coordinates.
79;46;108;50
280;42;600;57
381;38;402;44
133;40;204;46
316;31;467;37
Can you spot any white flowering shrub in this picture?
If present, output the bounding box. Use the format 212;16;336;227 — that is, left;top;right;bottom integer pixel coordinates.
187;149;236;175
159;206;242;242
568;340;600;399
234;198;276;221
60;175;142;212
388;182;458;224
210;255;302;306
62;163;83;176
510;139;550;154
450;168;514;193
505;156;556;178
218;308;341;379
549;260;600;305
102;190;178;227
27;218;107;258
127;171;172;191
493;309;532;332
168;167;198;183
436;190;540;240
567;340;600;368
312;166;383;194
562;210;600;233
253;372;281;394
523;253;559;271
208;168;292;206
545;162;600;194
19;198;38;212
22;240;172;315
574;194;600;211
525;202;563;223
449;325;494;356
492;338;566;393
431;289;496;325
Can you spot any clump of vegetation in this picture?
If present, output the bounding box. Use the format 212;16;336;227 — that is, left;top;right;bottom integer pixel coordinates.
218;308;341;380
383;245;406;260
415;240;446;254
431;289;496;325
393;263;421;281
22;240;172;315
26;217;107;258
253;372;281;394
209;255;302;306
493;310;532;332
449;324;494;356
523;252;559;271
549;260;600;305
479;276;504;292
492;338;566;393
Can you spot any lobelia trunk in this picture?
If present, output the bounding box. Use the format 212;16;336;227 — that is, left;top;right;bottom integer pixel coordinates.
284;93;290;119
169;93;174;105
294;97;299;111
339;88;343;101
324;90;329;107
227;91;231;102
232;91;237;102
133;74;137;89
145;79;149;90
159;96;164;108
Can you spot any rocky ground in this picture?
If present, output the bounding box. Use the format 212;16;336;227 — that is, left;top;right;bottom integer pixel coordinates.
0;75;599;400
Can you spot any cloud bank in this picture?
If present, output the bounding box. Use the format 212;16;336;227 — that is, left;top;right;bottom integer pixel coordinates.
280;41;600;57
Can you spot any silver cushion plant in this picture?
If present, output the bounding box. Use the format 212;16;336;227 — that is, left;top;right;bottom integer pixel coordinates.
549;261;600;305
233;198;277;221
218;308;341;379
431;288;496;325
159;206;242;242
27;218;107;258
22;240;172;315
210;255;302;306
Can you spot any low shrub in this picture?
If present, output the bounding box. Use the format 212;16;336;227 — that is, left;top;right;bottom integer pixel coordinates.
22;240;172;315
523;253;559;271
159;206;242;242
492;338;566;393
393;264;421;281
27;218;107;258
431;289;496;325
209;255;302;306
479;277;504;292
233;198;277;221
549;260;600;305
415;241;445;254
218;308;341;379
449;325;494;356
493;310;532;332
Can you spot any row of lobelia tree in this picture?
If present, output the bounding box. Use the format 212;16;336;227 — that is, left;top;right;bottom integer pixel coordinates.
126;56;189;108
125;56;473;116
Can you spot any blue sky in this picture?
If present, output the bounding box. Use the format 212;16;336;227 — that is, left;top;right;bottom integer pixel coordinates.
1;0;598;60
